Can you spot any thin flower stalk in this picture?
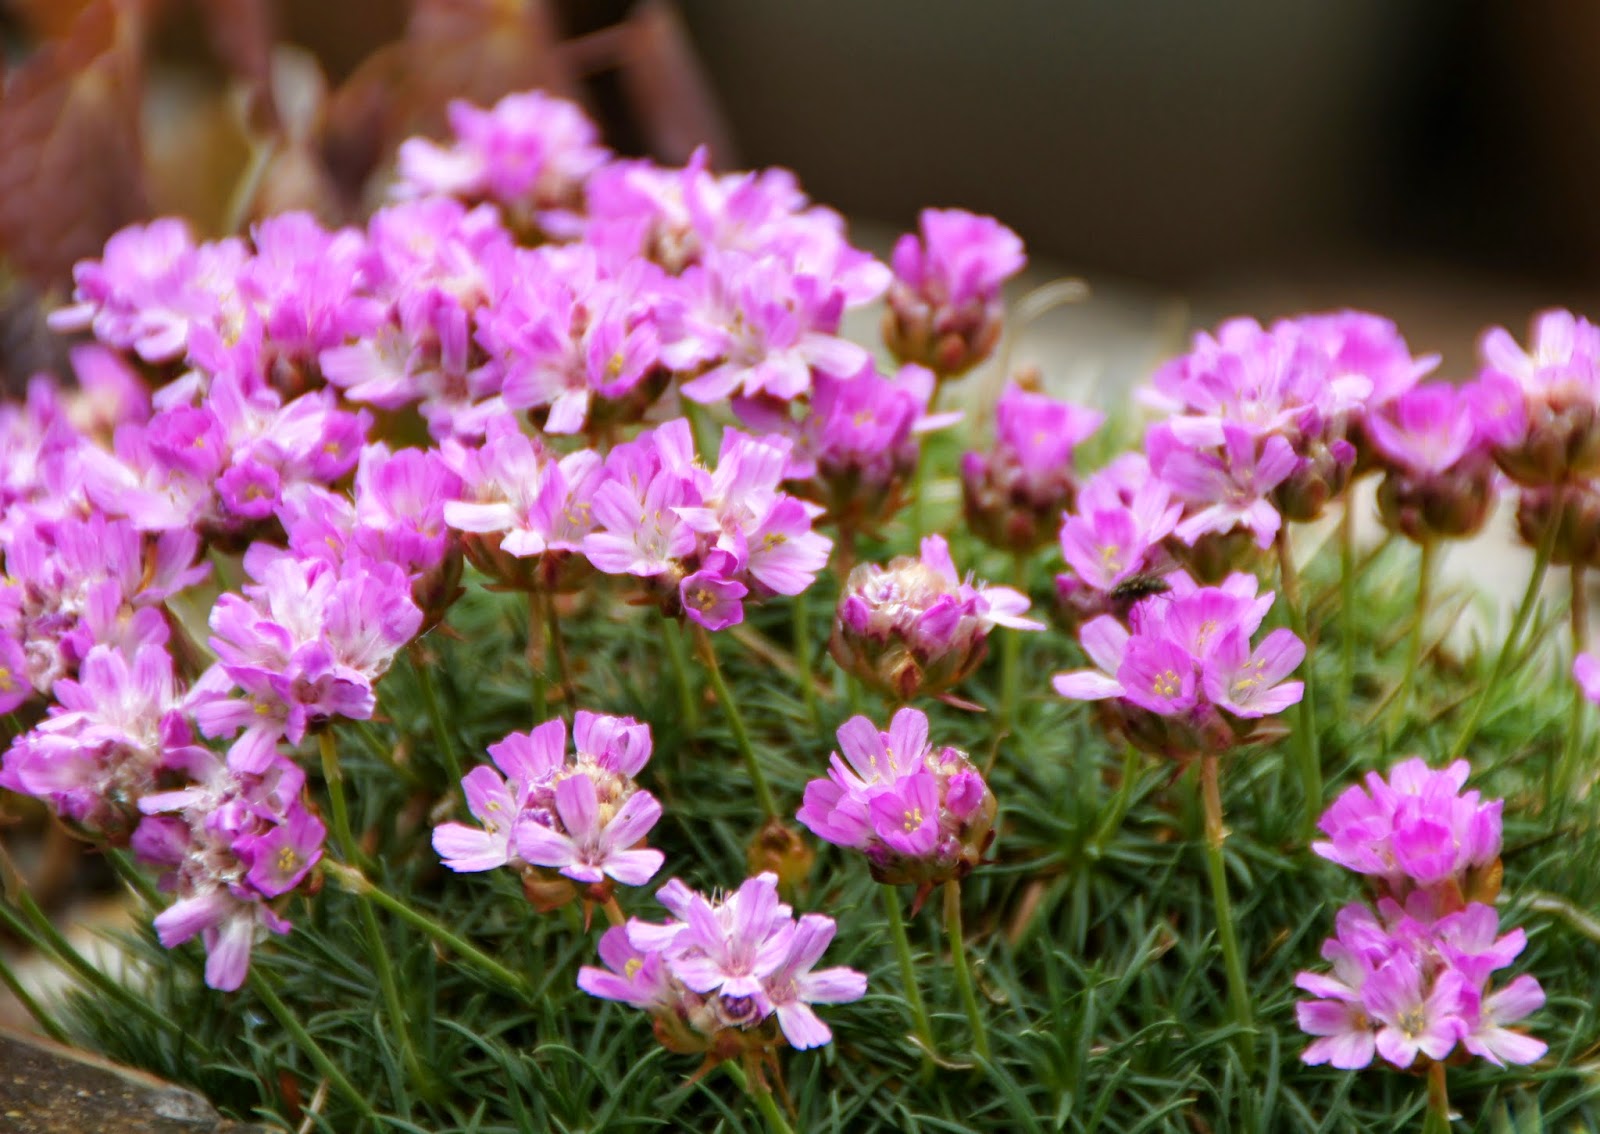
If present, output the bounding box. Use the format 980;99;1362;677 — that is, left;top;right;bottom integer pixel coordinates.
697;626;779;820
1450;490;1565;760
883;886;937;1060
944;878;990;1064
1276;528;1322;837
1200;753;1255;1071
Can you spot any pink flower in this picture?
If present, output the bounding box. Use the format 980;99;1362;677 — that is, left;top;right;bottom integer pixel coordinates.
1364;955;1467;1069
1461;975;1547;1067
139;752;324;991
513;773;665;886
1150;422;1301;549
890;209;1025;310
665;251;868;403
884;209;1024;377
763;914;869;1050
1311;758;1501;896
396;91;608;214
1052;572;1302;751
1200;627;1306;718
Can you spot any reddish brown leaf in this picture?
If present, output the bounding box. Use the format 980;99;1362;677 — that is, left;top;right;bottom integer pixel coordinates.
403;0;575;134
0;1;147;289
613;0;735;167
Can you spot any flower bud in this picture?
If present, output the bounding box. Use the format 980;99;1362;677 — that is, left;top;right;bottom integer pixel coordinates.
1376;461;1496;544
1515;481;1600;566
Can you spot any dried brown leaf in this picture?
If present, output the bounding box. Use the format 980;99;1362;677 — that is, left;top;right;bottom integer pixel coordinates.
193;0;278;132
5;0;101;42
0;1;147;288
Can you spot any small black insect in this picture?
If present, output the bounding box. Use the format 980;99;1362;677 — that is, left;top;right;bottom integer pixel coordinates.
1109;574;1172;616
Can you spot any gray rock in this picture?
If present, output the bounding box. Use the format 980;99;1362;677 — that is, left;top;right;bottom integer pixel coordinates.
0;1028;272;1134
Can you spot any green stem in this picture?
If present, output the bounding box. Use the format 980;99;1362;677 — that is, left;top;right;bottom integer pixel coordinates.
696;627;779;820
792;591;823;734
1450;489;1565;761
0;950;69;1042
324;861;534;999
545;592;574;706
356;894;428;1103
1276;528;1321;838
1089;746;1141;857
318;731;364;870
882;886;937;1058
682;399;719;462
944;878;990;1064
526;591;548;726
248;968;376;1123
1200;753;1256;1072
1556;563;1589;811
106;848;162;909
998;551;1027;737
1338;495;1357;716
416;647;465;786
1389;539;1435;739
724;1061;797;1134
1421;1059;1451;1134
661;614;699;731
910;381;945;541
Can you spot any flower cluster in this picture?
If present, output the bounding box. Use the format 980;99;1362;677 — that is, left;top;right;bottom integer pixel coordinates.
744;361;957;543
396;91;610;227
1122;312;1438;583
1052;571;1304;755
135;749;325;991
433;712;665;909
1;645;207;842
578;873;866;1055
1472;308;1600;486
1297;759;1544;1070
831;535;1041;702
962;381;1104;553
797;708;996;892
581;419;832;630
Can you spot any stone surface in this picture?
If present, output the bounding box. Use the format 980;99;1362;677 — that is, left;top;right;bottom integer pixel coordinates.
0;1029;271;1134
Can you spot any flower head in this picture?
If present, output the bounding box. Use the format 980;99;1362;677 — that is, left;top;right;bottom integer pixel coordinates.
831;535;1040;702
578;873;865;1056
796;707;996;890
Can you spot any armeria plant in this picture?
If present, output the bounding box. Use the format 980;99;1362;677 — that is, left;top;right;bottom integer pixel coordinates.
1;87;1597;1133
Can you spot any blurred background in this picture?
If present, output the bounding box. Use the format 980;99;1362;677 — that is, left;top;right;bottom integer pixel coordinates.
3;0;1600;381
